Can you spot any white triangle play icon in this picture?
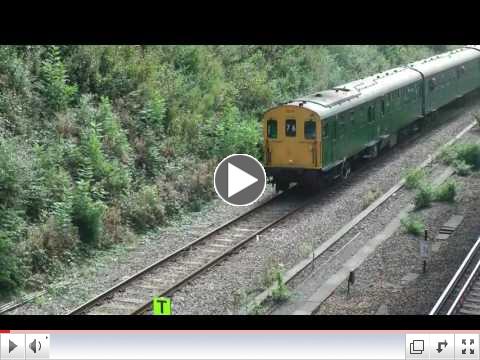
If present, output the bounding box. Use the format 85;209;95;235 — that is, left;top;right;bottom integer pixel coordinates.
228;162;258;198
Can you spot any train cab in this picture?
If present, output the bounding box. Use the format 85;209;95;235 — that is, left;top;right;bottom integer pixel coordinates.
262;104;322;190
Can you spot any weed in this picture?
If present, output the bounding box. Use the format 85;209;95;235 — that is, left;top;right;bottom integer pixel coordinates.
441;143;480;170
414;183;434;209
400;214;425;236
270;265;290;303
434;180;457;202
453;159;473;176
404;168;426;190
362;187;382;209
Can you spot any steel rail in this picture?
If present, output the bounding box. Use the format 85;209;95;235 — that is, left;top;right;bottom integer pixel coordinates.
68;186;304;315
131;193;315;314
447;252;480;315
429;236;480;315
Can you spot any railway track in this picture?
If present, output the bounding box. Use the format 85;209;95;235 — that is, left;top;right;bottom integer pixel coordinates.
68;186;313;315
430;236;480;315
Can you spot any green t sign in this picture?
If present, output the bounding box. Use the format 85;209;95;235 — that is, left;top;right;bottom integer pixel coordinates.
153;297;172;315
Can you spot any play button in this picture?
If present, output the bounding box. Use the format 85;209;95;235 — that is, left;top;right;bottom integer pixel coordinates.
9;340;17;353
214;154;266;206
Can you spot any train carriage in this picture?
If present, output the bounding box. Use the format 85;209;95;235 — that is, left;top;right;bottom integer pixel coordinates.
263;46;480;191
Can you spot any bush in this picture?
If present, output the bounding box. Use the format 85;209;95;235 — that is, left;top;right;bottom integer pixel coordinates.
441;143;480;170
39;46;78;112
26;214;79;272
439;145;458;166
453;159;472;176
270;266;290;303
0;231;23;294
212;105;261;159
97;96;131;162
126;185;165;232
404;168;426;190
455;143;480;170
71;180;105;245
414;183;434;209
0;137;34;209
101;205;134;246
0;207;26;293
434;180;457;202
401;214;425;236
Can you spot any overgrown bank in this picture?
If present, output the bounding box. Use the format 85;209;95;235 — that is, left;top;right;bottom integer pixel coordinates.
0;45;452;295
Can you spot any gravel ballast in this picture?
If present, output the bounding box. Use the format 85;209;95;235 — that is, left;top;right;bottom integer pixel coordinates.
315;167;480;315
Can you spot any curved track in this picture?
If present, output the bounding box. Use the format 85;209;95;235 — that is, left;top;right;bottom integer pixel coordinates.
430;236;480;315
68;187;313;315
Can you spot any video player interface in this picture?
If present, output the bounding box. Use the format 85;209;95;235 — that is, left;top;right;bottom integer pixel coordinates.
1;331;478;360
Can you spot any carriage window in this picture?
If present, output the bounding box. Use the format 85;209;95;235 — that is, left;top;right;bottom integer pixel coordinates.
285;119;296;137
381;100;386;115
430;78;437;90
304;120;316;140
267;119;277;139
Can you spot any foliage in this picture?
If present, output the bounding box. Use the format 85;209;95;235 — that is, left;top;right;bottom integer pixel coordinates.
0;208;26;293
71;180;105;245
401;214;425;236
434;180;457;203
441;143;480;170
125;185;165;232
414;183;434;209
270;265;290;303
404;168;426;190
453;159;472;176
454;143;480;169
39;46;78;113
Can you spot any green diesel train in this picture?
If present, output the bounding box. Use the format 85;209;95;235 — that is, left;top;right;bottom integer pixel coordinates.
263;46;480;191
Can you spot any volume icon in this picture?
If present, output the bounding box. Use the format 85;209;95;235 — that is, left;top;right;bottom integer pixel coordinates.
29;338;42;354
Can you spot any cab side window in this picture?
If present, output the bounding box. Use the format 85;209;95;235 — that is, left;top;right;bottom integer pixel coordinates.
285;119;296;137
304;120;316;140
267;119;277;139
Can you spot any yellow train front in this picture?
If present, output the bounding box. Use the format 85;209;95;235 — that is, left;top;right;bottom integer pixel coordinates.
263;103;323;191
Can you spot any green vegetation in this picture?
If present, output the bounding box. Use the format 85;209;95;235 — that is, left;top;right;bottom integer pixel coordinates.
414;183;434;209
0;45;449;296
401;214;425;236
441;142;480;173
270;266;290;304
404;168;427;190
434;180;457;203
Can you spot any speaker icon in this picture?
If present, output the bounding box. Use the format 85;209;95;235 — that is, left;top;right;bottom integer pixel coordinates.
29;338;42;354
